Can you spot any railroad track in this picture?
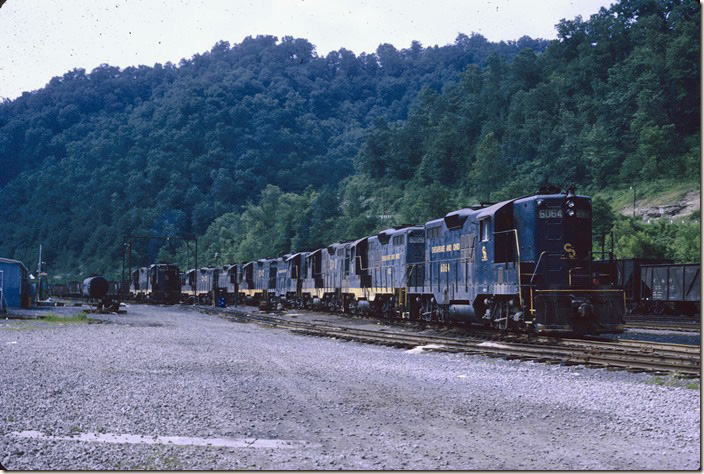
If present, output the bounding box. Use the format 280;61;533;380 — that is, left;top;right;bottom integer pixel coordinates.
627;323;699;332
625;317;700;333
203;306;701;377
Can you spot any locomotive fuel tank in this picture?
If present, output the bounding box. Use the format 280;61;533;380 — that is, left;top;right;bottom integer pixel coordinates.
447;304;476;321
355;300;372;313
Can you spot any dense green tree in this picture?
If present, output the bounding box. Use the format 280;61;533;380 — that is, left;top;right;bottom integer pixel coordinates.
591;196;617;238
611;217;700;262
2;33;539;277
347;0;698;264
469;132;505;201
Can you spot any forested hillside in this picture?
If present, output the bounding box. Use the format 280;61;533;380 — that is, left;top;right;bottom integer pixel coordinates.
0;0;699;278
194;0;700;269
0;33;543;275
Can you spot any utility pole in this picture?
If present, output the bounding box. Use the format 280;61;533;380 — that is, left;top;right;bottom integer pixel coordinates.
630;185;636;217
0;270;4;314
121;243;126;300
194;239;198;307
36;244;42;302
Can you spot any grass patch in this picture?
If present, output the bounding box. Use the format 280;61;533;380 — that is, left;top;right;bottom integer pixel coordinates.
40;312;88;323
646;373;700;389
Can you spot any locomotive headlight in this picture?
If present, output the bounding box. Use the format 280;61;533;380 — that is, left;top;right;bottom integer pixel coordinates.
567;200;575;208
566;208;575;217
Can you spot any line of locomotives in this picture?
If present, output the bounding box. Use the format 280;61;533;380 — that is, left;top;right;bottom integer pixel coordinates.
125;187;629;335
48;188;702;333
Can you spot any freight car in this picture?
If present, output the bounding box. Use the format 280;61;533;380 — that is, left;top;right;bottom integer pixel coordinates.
106;280;124;298
593;258;699;316
261;187;625;335
640;263;700;316
593;258;673;312
48;283;69;298
67;281;83;298
82;276;109;300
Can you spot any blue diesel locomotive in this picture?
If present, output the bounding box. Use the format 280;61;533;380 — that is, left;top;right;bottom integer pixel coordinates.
131;263;180;303
253;187;624;335
414;188;624;334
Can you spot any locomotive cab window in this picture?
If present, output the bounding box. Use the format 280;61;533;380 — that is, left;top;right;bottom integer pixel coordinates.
480;218;490;242
427;227;440;240
392;235;404;246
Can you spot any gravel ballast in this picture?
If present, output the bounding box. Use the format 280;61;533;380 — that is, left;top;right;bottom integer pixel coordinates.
0;304;699;470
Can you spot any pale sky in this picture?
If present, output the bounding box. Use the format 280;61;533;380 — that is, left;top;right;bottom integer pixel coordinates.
0;0;613;101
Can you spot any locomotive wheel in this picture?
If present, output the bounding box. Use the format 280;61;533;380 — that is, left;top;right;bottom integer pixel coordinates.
420;300;435;322
436;307;445;324
383;298;395;319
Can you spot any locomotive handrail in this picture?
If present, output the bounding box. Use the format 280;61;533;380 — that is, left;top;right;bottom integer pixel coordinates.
492;229;523;307
404;262;424;288
529;251;608;289
568;266;586;287
530;251;547;285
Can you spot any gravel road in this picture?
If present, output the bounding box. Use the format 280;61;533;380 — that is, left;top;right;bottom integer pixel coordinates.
0;304;699;470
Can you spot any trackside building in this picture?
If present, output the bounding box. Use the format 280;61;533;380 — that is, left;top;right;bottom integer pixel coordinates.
0;258;30;309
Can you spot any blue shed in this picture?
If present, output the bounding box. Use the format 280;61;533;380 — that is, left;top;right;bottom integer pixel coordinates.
0;258;30;309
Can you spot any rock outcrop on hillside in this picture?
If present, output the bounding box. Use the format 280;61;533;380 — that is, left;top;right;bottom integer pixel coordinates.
622;190;700;221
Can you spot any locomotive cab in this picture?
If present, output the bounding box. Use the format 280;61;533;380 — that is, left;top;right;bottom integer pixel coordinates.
349;237;370;289
285;253;307;283
282;252;308;304
147;263;180;304
512;188;625;334
514;191;592;288
236;262;257;303
180;269;197;303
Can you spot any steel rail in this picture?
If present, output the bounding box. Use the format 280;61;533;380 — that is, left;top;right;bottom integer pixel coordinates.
625;322;700;333
204;307;700;376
